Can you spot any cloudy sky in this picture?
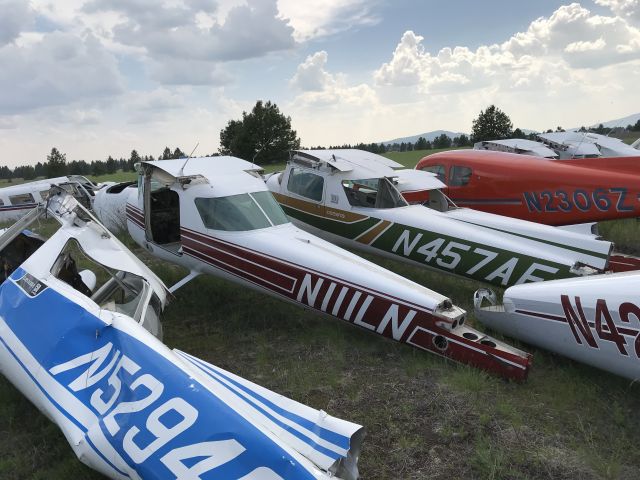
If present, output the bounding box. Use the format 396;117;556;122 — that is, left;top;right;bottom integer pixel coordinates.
1;0;639;167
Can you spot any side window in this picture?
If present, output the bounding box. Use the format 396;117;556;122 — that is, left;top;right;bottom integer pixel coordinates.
421;164;446;183
287;168;324;202
40;190;50;201
0;198;4;206
449;166;472;187
9;193;35;205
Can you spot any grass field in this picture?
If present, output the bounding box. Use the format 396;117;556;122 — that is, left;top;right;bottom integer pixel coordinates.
1;166;640;479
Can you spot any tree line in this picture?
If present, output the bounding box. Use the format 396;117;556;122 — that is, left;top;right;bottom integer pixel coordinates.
3;101;638;181
0;146;189;182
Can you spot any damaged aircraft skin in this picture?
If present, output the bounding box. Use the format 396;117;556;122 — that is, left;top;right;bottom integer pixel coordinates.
0;190;365;479
0;174;100;223
94;157;532;380
475;273;640;381
265;150;614;289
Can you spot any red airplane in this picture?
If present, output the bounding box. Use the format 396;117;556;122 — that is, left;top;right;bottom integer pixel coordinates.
415;149;640;226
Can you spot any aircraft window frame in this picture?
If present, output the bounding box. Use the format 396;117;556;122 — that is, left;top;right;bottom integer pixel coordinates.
250;191;289;227
50;238;156;326
342;177;408;209
449;165;473;187
420;164;446;183
287;168;325;202
195;192;285;232
9;193;35;205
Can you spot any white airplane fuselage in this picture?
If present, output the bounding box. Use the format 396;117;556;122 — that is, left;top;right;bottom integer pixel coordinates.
94;157;532;380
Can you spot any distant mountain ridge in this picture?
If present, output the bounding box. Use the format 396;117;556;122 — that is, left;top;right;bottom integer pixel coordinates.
379;112;640;146
586;112;640;129
381;130;467;145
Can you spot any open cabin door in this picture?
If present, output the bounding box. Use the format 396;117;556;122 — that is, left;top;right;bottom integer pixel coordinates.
143;168;182;249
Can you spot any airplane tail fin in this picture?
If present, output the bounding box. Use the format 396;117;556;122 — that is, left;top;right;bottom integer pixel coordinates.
174;349;364;480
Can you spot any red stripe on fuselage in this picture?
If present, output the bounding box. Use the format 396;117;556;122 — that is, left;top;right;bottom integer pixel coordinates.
180;226;436;314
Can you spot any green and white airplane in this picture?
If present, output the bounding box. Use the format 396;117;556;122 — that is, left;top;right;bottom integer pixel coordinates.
266;150;615;289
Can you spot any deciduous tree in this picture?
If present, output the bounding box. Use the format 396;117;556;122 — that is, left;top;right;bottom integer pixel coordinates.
219;100;300;164
471;105;513;142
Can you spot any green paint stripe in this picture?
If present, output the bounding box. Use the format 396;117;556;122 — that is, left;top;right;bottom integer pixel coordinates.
452;218;609;260
281;204;379;239
370;222;576;287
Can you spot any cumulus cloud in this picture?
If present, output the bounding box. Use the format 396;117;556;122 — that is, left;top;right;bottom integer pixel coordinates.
0;31;123;114
290;51;333;91
374;3;640;96
502;3;640;67
290;51;376;108
596;0;640;24
278;0;381;41
87;0;295;62
374;31;426;87
0;0;35;46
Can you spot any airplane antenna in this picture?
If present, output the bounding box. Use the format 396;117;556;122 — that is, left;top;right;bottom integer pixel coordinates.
188;142;199;158
178;142;199;177
252;135;274;170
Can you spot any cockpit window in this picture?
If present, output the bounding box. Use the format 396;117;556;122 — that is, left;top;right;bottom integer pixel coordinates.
287;168;324;202
342;177;408;209
195;191;288;231
251;191;289;226
449;166;472;186
421;164;446;183
9;193;35;205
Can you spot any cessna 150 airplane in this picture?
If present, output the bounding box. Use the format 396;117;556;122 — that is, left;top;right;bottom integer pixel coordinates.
0;188;365;479
266;150;618;289
93;157;532;380
0;174;100;223
475;272;640;381
416;149;640;226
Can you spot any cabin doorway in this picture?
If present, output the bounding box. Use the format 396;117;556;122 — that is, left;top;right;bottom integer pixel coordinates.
143;174;181;248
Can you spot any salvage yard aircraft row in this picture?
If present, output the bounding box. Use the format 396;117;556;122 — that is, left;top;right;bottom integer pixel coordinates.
93;157;532;381
265;150;617;287
1;142;639;479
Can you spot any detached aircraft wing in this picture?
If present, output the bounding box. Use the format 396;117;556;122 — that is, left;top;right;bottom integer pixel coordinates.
0;188;363;480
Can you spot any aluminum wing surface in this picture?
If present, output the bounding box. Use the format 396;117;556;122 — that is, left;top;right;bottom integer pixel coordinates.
0;190;363;480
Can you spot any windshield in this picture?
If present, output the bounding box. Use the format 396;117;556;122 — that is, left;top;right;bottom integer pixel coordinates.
342;177;408;209
195;191;289;231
